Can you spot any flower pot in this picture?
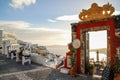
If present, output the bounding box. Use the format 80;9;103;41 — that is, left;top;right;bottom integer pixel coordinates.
89;69;94;75
70;67;76;77
114;73;120;80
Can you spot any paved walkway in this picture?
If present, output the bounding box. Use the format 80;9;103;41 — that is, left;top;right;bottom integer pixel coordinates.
0;53;101;80
0;53;41;75
0;67;101;80
0;67;102;80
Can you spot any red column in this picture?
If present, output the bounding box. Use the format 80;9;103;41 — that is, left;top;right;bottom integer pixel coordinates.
109;21;116;63
76;26;81;74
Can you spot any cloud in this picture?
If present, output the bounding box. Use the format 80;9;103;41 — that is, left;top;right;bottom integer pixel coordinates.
113;10;120;15
0;21;30;29
48;10;120;22
48;14;79;23
0;21;71;46
48;19;56;23
9;0;36;9
56;14;79;21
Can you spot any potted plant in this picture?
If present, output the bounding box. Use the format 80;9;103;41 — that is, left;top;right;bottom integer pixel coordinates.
69;56;76;77
113;49;120;80
89;63;94;75
68;43;76;77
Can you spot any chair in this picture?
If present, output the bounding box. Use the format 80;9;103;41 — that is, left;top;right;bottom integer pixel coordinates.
22;55;31;65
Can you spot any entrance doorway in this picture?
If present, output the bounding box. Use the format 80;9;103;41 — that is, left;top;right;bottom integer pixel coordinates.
89;30;107;62
81;29;109;75
89;30;107;75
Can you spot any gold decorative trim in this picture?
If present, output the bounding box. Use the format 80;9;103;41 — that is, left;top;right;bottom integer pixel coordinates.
79;3;115;21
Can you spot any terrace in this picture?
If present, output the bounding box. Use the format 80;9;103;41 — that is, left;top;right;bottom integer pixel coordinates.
0;53;102;80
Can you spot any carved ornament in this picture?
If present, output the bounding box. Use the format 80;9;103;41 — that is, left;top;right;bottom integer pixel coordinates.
79;3;115;21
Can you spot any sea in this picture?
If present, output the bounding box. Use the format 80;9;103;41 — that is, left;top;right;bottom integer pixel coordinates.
46;45;69;57
46;45;107;62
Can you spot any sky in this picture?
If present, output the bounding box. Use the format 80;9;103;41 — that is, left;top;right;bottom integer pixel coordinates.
0;0;120;46
89;30;107;49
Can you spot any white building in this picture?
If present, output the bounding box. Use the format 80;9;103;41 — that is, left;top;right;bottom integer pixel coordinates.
0;30;19;56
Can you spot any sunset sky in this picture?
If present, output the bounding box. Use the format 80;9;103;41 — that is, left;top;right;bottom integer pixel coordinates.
0;0;120;46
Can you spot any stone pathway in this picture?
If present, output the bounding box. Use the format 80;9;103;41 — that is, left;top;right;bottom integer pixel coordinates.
0;67;101;80
0;67;50;80
16;73;32;80
0;54;101;80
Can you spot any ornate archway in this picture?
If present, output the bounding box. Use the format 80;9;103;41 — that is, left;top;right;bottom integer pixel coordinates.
75;19;115;74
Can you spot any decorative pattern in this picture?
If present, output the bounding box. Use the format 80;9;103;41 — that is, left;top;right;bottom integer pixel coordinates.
79;3;115;21
80;25;110;33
